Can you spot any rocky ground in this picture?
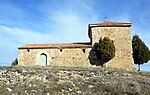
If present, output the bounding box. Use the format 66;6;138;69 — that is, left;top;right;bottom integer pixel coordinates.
0;66;150;95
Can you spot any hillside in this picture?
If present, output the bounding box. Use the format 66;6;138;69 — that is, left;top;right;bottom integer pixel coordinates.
0;66;150;95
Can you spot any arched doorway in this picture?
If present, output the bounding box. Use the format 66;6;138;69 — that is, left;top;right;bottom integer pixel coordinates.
39;53;47;66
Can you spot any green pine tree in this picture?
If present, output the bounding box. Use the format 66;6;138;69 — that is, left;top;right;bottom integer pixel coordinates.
96;37;115;65
132;35;150;71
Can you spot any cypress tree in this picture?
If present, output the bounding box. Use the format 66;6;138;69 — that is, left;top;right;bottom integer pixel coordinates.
132;35;150;71
11;58;18;66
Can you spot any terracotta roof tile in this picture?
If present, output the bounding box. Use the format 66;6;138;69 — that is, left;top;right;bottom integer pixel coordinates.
89;20;132;27
18;42;92;49
88;20;132;38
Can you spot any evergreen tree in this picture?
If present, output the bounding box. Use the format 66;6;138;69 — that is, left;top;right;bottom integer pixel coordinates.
11;58;18;66
96;37;115;65
132;35;150;71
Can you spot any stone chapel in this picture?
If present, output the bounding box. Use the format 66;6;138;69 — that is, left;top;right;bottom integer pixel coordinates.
18;20;134;70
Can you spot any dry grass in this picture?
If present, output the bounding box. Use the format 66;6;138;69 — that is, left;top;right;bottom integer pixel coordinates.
0;66;150;95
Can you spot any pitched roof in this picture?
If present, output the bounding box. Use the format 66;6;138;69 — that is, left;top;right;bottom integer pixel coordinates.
89;20;132;27
88;20;132;38
18;42;92;49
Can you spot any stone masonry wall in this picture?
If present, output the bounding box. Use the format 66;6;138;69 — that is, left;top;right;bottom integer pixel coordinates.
18;48;95;67
91;27;134;70
18;25;134;70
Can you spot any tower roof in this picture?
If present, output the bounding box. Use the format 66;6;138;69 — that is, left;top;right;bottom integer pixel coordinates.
88;20;132;38
89;20;132;27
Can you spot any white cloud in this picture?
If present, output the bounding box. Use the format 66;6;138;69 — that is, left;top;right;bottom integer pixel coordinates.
0;25;55;43
0;25;58;64
0;0;100;65
1;0;150;71
49;12;90;42
38;0;99;42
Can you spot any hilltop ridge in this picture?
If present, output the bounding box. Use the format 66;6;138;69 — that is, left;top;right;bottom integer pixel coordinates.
0;66;150;95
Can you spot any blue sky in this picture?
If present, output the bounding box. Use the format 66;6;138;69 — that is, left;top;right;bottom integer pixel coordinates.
0;0;150;71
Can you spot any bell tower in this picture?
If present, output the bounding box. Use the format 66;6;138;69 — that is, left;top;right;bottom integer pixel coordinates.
88;20;134;70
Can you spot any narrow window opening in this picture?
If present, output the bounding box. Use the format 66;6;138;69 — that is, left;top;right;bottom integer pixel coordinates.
27;49;30;52
60;49;63;52
82;49;85;53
